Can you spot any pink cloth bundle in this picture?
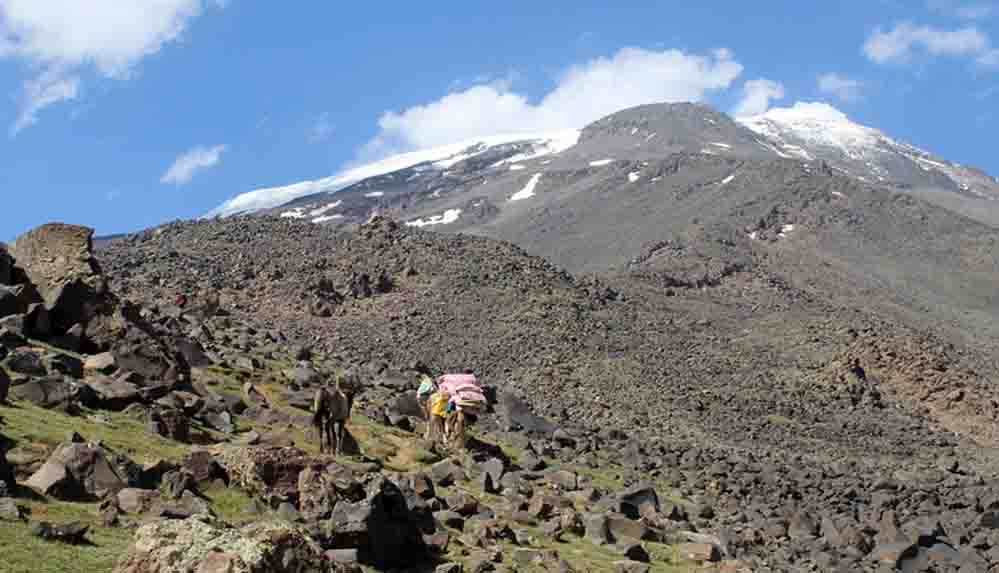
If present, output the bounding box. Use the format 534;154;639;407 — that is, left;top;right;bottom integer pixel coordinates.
437;374;486;405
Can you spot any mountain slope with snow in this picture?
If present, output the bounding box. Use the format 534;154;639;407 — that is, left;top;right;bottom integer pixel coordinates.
204;130;580;218
207;101;999;228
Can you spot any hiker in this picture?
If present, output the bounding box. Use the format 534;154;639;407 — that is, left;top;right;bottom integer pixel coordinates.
437;368;487;449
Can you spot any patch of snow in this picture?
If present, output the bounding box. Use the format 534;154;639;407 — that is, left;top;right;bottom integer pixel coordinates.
509;164;526;171
510;173;542;201
780;143;813;161
205;130;580;218
748;231;759;240
630;127;638;135
309;201;342;217
490;130;583;167
589;159;615;167
364;192;384;198
312;214;344;224
405;209;462;227
280;208;306;219
778;224;795;238
650;176;662;183
541;160;552;165
720;174;735;186
709;142;732;149
628;172;640;183
831;191;845;198
701;148;716;155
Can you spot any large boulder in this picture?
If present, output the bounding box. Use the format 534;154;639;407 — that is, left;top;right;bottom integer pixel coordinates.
84;375;141;411
498;391;555;435
113;517;330;573
0;285;27;318
25;441;126;500
217;446;322;505
109;336;183;384
10;376;91;409
9;224;109;336
328;476;429;568
146;408;191;443
617;485;660;520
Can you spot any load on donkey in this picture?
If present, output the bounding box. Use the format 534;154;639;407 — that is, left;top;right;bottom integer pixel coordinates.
418;368;487;449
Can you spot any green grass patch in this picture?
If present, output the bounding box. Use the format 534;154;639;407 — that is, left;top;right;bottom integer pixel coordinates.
204;485;260;525
0;497;132;573
0;401;188;463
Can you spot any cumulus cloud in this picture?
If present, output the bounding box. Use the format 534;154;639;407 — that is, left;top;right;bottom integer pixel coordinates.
362;47;743;157
863;22;990;63
161;144;227;185
731;78;785;117
0;0;227;133
817;73;864;102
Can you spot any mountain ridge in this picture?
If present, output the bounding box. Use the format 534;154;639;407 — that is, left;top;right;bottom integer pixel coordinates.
207;101;999;223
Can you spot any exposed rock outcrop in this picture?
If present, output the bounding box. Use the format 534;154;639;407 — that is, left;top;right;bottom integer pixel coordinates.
113;517;331;573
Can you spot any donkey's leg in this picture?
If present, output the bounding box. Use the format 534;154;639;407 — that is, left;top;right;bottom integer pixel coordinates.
326;418;335;455
334;420;344;457
316;420;325;453
423;403;431;440
454;412;466;449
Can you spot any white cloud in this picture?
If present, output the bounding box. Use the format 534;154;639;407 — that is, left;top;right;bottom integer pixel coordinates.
863;22;989;63
362;47;743;157
161;144;227;185
817;73;864;102
10;67;79;135
309;112;334;143
732;78;785;117
0;0;227;133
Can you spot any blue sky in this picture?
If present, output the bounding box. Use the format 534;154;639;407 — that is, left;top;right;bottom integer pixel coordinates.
1;0;998;240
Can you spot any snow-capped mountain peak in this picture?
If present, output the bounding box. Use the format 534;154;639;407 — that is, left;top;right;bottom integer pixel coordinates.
739;102;887;161
739;102;999;198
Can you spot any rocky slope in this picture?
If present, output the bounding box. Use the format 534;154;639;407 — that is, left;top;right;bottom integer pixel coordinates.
80;215;999;570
